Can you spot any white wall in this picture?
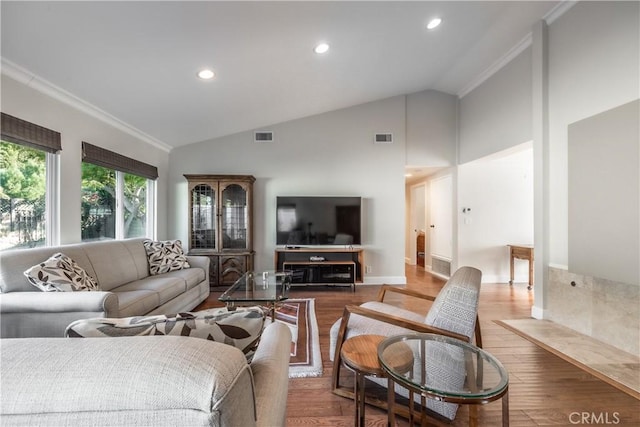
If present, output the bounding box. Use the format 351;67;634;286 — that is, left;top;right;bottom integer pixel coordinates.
547;1;640;268
458;1;639;282
169;96;409;284
1;75;170;243
452;1;639;353
406;90;457;167
459;47;532;164
458;144;534;283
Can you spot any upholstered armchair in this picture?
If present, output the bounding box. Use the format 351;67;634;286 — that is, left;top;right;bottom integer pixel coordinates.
329;266;482;422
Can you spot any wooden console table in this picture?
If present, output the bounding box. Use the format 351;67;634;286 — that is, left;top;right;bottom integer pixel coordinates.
508;244;534;290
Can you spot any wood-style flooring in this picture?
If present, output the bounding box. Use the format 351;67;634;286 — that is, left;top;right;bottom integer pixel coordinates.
197;266;640;426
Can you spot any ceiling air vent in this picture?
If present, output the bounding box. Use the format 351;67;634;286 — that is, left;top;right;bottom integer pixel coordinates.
374;133;393;144
254;131;274;143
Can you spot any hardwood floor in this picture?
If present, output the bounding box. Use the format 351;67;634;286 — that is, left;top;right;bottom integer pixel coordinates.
197;266;640;426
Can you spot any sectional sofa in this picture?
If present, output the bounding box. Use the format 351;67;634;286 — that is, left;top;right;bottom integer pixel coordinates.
0;237;210;338
1;322;292;427
0;238;293;426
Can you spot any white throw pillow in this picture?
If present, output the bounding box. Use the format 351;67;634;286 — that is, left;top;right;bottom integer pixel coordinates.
143;239;190;275
24;252;100;292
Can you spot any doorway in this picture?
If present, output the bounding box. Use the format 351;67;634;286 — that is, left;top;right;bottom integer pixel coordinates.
405;167;450;273
408;183;426;266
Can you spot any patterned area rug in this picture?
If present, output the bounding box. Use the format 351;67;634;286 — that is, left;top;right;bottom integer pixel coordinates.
265;298;322;378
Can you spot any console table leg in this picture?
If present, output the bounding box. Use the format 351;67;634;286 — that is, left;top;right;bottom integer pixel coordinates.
509;248;514;285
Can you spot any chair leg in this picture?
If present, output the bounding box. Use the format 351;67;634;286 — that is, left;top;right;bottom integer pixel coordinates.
331;349;343;392
331;307;353;394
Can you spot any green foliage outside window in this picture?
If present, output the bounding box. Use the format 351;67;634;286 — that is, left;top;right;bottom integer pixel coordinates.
81;163;147;240
0;141;46;250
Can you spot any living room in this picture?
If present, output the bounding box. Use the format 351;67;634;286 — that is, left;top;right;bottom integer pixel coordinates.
1;1;638;425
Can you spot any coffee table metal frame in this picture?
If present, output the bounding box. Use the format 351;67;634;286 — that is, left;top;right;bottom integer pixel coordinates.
218;270;292;320
378;333;510;427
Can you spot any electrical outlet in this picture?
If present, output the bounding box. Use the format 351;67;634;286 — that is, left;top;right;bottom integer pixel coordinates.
365;265;372;274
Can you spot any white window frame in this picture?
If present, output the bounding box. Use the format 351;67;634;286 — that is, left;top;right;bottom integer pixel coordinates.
114;171;155;240
45;152;60;246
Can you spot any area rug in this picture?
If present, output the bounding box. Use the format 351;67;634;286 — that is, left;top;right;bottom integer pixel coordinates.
265;298;323;378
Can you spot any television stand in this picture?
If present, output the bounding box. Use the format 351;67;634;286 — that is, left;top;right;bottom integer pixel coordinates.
275;248;364;290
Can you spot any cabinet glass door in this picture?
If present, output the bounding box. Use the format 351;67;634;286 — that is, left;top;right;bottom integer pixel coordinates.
220;183;248;250
191;184;216;250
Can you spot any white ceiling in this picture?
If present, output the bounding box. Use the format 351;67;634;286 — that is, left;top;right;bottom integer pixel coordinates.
1;1;559;150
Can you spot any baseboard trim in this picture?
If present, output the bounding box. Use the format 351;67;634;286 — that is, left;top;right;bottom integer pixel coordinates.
531;305;545;319
363;276;406;285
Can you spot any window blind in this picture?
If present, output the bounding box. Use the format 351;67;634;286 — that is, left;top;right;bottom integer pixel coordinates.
82;141;158;180
1;112;62;153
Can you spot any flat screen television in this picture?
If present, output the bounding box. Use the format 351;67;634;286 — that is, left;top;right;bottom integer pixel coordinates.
276;196;362;246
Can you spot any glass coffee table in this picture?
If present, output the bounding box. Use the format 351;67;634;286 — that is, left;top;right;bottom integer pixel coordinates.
219;270;292;320
378;333;509;427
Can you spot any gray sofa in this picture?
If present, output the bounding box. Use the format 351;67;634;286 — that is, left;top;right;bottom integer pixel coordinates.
0;322;292;427
0;238;210;338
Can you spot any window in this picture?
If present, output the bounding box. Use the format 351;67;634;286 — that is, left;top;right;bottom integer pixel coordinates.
0;113;60;251
81;142;157;241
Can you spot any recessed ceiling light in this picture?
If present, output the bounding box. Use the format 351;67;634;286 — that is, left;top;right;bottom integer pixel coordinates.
314;43;330;54
427;18;442;30
197;69;215;80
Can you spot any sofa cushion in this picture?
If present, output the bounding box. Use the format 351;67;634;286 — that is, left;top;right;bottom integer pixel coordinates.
81;239;150;291
143;240;190;275
160;267;206;290
1;245;95;293
65;307;266;353
115;290;161;318
114;276;186;305
23;253;100;292
0;336;256;426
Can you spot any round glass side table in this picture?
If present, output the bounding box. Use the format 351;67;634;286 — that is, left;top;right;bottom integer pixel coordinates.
378;333;509;427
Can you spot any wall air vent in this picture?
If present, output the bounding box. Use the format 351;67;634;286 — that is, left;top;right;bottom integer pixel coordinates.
374;133;393;144
254;131;274;143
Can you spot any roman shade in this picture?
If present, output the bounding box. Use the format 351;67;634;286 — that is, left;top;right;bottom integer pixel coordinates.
82;141;158;180
1;112;61;153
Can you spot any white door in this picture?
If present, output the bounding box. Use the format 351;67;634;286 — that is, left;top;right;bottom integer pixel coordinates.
409;184;426;265
430;175;452;260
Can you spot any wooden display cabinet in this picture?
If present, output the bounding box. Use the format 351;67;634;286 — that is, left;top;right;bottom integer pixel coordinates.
184;174;255;289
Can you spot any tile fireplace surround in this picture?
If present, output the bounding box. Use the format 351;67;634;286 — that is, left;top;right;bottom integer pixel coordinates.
547;266;639;357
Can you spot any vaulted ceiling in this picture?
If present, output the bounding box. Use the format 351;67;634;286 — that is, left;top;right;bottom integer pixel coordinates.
1;1;559;150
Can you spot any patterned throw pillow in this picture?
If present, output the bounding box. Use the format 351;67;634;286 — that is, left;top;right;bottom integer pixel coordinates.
24;252;100;292
143;239;190;275
65;307;266;354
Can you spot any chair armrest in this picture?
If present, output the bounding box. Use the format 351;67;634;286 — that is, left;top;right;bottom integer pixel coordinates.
343;304;470;343
376;284;437;303
0;291;119;315
251;322;292;427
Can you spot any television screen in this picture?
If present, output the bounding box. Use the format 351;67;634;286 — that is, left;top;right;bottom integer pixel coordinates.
276;196;362;246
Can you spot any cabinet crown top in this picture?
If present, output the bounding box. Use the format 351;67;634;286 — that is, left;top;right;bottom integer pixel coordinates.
184;174;255;183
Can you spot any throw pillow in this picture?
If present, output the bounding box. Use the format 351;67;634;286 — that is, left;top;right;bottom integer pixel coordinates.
65;307;266;354
24;252;100;292
143;239;190;275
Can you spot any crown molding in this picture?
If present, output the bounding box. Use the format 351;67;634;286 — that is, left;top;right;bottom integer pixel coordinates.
457;1;577;99
544;0;578;25
1;58;172;153
457;32;532;99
